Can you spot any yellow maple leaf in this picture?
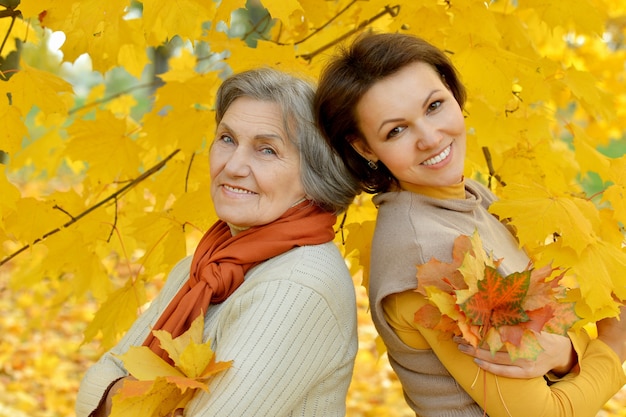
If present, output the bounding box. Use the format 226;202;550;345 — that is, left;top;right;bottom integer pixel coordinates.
517;0;607;35
110;377;194;417
116;28;151;78
151;313;204;372
111;315;232;416
0;101;26;157
602;156;626;224
83;278;147;348
118;347;186;380
142;0;217;45
3;197;69;245
298;0;333;27
343;220;375;289
263;0;302;25
65;110;144;183
455;231;498;305
538;237;626;324
169;184;218;233
40;0;136;71
339;193;377;285
223;39;308;74
7;61;73;116
572;124;611;180
604;183;626;226
213;0;248;25
11;127;69;177
12;0;50;19
448;39;524;109
143;107;214;154
490;182;595;255
563;67;614;121
0;166;19;212
158;49;202;83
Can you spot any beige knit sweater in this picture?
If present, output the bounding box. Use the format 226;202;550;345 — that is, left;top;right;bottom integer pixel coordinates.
76;242;357;417
368;179;626;417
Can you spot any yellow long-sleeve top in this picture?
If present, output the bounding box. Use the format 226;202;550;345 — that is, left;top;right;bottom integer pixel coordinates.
369;179;626;417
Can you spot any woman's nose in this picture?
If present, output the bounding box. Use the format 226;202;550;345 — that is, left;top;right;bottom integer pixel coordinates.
415;121;443;151
223;147;251;177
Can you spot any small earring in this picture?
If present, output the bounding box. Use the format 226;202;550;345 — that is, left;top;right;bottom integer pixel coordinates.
367;160;378;170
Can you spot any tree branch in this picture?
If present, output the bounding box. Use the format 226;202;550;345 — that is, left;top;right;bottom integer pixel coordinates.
482;146;506;188
68;82;159;115
297;4;400;62
0;149;181;267
0;8;21;20
294;0;357;45
0;8;21;57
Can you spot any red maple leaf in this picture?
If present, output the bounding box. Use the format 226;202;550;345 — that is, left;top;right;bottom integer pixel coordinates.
460;266;530;338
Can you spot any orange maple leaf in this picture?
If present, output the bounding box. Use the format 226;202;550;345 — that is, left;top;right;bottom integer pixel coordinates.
414;230;579;359
460;266;530;336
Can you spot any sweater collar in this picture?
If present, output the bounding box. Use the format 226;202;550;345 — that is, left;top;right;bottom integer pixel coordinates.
399;179;466;200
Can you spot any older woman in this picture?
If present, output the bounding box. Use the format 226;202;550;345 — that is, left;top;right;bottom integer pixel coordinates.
76;67;361;417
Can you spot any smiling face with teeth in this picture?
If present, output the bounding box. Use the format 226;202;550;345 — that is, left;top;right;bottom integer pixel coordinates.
352;62;467;189
209;97;307;233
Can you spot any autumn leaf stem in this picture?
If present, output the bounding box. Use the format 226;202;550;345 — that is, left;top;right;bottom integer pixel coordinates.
243;13;273;43
586;189;605;201
482;370;487;417
185;152;195;193
106;197;119;243
337;211;347;245
107;218;138;287
0;149;181;267
138;226;173;280
495;376;513;417
53;204;75;220
297;4;400;62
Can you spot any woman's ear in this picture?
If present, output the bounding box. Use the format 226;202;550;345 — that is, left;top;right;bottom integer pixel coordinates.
349;137;378;164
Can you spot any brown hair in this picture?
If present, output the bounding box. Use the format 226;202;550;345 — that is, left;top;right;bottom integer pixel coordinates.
314;32;467;193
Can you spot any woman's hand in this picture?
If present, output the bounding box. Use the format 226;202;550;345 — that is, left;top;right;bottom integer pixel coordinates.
91;376;185;417
597;303;626;363
91;376;137;417
455;332;576;379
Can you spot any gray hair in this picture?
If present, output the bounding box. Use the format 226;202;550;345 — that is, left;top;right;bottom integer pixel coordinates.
214;67;360;214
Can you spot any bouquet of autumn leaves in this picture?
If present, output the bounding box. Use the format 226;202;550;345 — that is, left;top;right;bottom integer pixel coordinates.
414;230;579;360
108;315;232;417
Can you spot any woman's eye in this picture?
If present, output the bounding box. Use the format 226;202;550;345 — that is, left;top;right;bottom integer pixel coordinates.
260;147;276;155
387;126;405;139
218;134;234;144
427;100;442;113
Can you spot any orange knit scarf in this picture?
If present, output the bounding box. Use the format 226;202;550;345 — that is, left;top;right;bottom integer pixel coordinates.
143;201;337;363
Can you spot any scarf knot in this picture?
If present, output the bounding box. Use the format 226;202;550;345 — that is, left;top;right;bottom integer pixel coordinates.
144;201;337;363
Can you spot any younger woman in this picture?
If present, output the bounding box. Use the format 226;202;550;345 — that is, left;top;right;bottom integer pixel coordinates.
315;32;626;417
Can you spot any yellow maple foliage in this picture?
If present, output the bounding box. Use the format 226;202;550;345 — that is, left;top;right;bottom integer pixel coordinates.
1;0;625;415
110;315;232;417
